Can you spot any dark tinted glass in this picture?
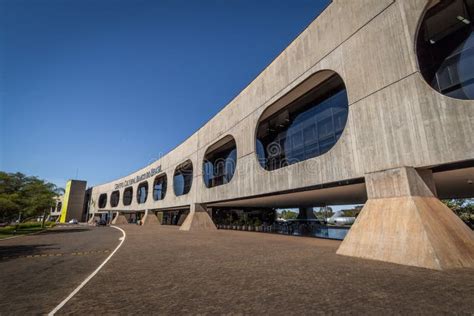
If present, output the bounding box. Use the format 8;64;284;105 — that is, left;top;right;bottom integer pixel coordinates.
173;161;193;196
256;73;348;171
417;0;474;99
203;138;237;188
137;182;148;204
123;187;133;206
111;190;120;207
153;174;167;201
98;194;107;208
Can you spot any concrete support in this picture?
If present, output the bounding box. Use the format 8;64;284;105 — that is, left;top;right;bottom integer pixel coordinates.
142;210;160;226
337;167;474;270
297;207;317;220
177;212;187;226
88;214;95;224
88;213;100;224
111;212;128;225
179;204;217;231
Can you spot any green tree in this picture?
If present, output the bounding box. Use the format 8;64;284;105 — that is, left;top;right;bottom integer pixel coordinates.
442;199;474;228
280;209;298;220
314;206;334;219
0;171;61;223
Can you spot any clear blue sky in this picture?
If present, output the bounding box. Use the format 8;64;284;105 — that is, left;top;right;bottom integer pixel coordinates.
0;0;330;188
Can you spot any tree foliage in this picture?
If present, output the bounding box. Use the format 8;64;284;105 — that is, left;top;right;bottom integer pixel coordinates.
314;206;334;219
0;172;62;222
279;209;298;220
442;199;474;228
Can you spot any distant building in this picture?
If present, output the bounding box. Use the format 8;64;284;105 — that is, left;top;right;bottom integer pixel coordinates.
58;180;87;223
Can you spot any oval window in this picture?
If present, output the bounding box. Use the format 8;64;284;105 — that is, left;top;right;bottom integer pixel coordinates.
137;181;148;204
98;193;107;208
173;160;193;196
417;0;474;99
256;71;348;171
123;187;133;206
111;190;120;207
153;174;167;201
203;136;237;188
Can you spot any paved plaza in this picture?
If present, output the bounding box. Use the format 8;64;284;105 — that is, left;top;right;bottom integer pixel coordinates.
0;225;121;315
1;224;473;315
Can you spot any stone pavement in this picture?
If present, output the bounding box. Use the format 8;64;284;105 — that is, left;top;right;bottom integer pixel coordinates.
59;225;474;315
0;225;121;315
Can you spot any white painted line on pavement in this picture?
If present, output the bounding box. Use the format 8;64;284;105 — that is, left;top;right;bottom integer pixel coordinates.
48;225;126;315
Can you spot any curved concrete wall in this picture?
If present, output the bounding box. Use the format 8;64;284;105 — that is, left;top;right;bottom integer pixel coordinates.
89;0;474;214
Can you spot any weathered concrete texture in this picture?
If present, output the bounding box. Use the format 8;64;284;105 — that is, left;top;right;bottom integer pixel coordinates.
88;0;473;214
85;0;474;270
112;214;128;225
365;167;436;199
142;213;160;226
180;204;216;231
337;167;474;270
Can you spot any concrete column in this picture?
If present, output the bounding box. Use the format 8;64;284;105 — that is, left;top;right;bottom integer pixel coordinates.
111;212;128;225
179;204;217;231
142;209;160;226
337;167;474;270
297;207;317;220
177;211;187;225
87;213;95;224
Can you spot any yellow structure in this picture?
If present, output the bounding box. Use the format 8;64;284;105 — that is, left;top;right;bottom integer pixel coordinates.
59;180;87;223
59;181;72;223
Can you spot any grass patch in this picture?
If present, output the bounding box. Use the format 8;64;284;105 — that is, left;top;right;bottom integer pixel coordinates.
0;221;56;239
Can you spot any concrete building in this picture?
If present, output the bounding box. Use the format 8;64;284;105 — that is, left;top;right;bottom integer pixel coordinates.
87;0;474;270
59;180;87;223
49;196;63;222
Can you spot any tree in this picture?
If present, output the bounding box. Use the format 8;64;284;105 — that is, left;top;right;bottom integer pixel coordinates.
442;199;474;228
280;209;298;220
0;171;61;222
314;206;334;219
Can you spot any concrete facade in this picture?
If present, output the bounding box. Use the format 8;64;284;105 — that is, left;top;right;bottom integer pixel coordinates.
87;0;474;269
59;180;87;223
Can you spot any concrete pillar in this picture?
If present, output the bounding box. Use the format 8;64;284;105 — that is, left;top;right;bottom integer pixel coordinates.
179;204;217;231
111;212;128;225
88;213;95;224
337;167;474;270
142;210;160;226
297;207;317;220
177;212;188;225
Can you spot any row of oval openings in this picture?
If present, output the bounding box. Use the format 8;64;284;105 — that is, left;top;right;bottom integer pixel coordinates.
97;0;473;208
97;71;349;208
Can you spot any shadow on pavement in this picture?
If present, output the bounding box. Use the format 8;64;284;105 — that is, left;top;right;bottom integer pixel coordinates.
0;244;60;262
40;228;91;235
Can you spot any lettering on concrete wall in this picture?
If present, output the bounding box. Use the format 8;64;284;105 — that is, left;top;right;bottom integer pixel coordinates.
114;166;161;190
